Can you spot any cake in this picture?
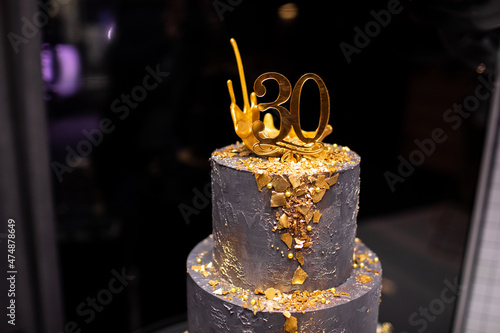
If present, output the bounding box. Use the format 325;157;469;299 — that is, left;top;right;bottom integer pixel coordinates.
186;39;382;332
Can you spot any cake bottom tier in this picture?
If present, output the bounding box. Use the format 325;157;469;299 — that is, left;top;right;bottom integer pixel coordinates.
187;236;382;333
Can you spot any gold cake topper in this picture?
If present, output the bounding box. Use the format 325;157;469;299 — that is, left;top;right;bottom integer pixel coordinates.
227;38;333;157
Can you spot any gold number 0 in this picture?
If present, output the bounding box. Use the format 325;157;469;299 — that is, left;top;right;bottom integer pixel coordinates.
252;72;330;145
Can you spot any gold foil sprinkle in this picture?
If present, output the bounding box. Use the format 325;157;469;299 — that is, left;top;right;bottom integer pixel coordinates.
311;188;326;203
208;280;218;286
265;287;276;300
288;174;302;188
313;211;322;223
296;204;311;216
271;192;287;207
296;251;305;266
315;175;330;189
292;266;308;285
255;172;272;191
284;315;298;333
272;175;290;192
281;233;293;249
356;274;374;283
279;214;290;229
293;185;308;197
305;210;314;223
356;253;369;263
326;174;339;186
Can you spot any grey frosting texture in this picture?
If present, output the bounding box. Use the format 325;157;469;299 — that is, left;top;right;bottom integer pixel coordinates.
211;146;361;291
187;236;382;333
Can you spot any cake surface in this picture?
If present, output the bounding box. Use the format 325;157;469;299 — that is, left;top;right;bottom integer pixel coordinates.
188;236;382;333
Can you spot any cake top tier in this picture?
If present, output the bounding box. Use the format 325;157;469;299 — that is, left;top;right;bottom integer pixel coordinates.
210;143;361;291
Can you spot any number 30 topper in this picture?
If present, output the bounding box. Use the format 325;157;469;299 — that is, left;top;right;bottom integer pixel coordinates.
227;38;333;157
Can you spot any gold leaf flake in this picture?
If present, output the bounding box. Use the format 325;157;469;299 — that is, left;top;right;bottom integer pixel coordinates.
294;185;308;197
296;251;305;266
281;233;293;249
305;210;314;223
356;274;373;283
255;172;272;191
326;174;339;186
313;211;322;223
191;265;201;272
272;175;290;192
356;253;369;263
292;266;308;285
312;188;326;203
284;315;298;333
208;280;218;286
296;204;311;216
288;174;302;188
315;175;330;189
278;214;290;229
265;287;276;300
283;310;291;318
271;192;287;207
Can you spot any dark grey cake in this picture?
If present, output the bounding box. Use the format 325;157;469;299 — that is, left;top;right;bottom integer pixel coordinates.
187;143;382;332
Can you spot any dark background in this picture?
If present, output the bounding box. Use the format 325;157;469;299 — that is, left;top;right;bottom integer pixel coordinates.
32;0;500;331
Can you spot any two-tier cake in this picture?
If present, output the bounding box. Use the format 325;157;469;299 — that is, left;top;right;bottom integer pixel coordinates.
186;39;382;333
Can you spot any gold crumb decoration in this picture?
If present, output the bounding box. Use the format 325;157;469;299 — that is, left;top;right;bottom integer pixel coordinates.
326;174;339;186
296;204;311;216
265;287;276;300
208;280;218;287
356;274;374;284
313;211;322;223
279;214;290;229
272;175;291;192
296;251;305;266
311;188;326;203
285;315;298;333
281;233;293;249
288;174;302;188
315;175;330;189
255;172;272;191
292;266;308;285
356;253;369;263
271;192;287;207
228;38;332;158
